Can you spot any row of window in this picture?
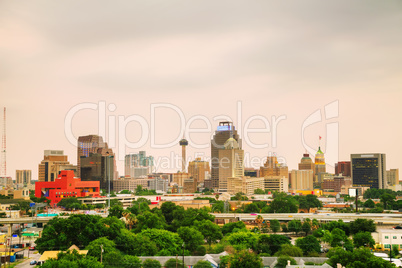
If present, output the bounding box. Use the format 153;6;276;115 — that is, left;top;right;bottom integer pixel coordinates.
384;244;402;249
384;236;400;239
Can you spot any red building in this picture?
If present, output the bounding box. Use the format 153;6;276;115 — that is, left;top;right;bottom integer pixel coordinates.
335;161;351;177
35;170;100;205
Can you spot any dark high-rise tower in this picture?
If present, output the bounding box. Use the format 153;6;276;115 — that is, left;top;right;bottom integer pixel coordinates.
77;135;107;177
210;122;241;189
351;153;386;189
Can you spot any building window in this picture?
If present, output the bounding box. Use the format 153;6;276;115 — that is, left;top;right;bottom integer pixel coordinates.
384;244;391;249
385;236;389;239
393;236;397;239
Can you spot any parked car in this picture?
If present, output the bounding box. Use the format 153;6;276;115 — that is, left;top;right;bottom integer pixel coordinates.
29;246;35;250
394;226;402;229
30;260;37;265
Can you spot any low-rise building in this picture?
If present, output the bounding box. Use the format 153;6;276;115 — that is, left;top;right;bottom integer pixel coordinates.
227;177;264;195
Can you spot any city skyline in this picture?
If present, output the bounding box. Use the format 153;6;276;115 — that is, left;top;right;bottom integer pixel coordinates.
1;1;401;179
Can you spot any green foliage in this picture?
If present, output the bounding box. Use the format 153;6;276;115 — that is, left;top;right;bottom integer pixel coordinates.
301;221;311;236
323;219;351;236
350;219;376;234
194;219;223;246
57;197;82;210
177;226;204;252
254;188;265;194
231;192;248;201
164;258;185;268
244;203;259;213
114;229;158;256
171;207;215;231
160;201;177;225
135;185;158;195
363;188;395;199
194;245;207;256
329;228;348;247
281;224;288;233
194;260;213;268
364;199;375;208
36;215;122;253
226;250;263;268
353;231;375;248
121;255;142;268
295;194;322;209
257;234;290;255
120;190;132;194
391;244;399;259
274;244;303;257
134;211;166;233
381;193;395;209
270;220;280;233
140;228;183;256
288;220;302;235
295;235;320;255
41;249;102;268
221;221;247;236
226;231;258;251
266;193;298;213
108;204;124;218
86;237;116;261
275;255;297;268
142;259;162;268
327;247;396;268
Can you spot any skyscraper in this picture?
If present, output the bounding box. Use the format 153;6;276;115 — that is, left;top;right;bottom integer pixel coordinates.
188;157;210;183
16;170;31;185
218;138;244;190
335;161;351;176
38;150;77;182
125;151;154;178
386;169;399;186
260;156;289;178
77;135;110;177
314;147;326;184
290;169;314;191
351;153;386;189
298;153;315;177
80;153;114;191
210;122;241;189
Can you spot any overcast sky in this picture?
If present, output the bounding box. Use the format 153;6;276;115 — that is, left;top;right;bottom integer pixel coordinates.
1;0;401;179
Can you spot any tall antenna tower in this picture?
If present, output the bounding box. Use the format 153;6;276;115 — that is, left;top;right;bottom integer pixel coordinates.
1;107;6;177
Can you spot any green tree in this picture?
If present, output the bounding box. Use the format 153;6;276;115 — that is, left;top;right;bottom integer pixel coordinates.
295;235;320;255
86;237;117;261
301;221;311;236
134;211;166;233
380;193;395;209
275;255;297;268
114;229;158;256
226;231;258;251
177;226;205;253
140;229;183;256
327;246;395;268
270;220;280;233
36;214;123;253
350;219;376;234
364;199;375;208
254;188;265;194
121;255;142;268
391;244;399;259
142;259;162;268
164;258;185;268
266;193;298;213
258;234;290;255
288;220;302;235
221;221;247;235
41;250;102;268
108;204;124;218
329;228;348;247
194;220;223;246
353;231;375;248
227;250;263;268
275;244;303;257
57;197;82;211
194;260;212;268
160;201;177;225
244;203;259;213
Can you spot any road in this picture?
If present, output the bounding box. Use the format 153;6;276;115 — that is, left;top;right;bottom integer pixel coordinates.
15;249;40;268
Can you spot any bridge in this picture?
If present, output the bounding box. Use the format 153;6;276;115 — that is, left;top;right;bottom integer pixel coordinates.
211;213;402;225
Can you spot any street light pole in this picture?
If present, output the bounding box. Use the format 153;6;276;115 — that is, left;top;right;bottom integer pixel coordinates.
182;243;185;268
